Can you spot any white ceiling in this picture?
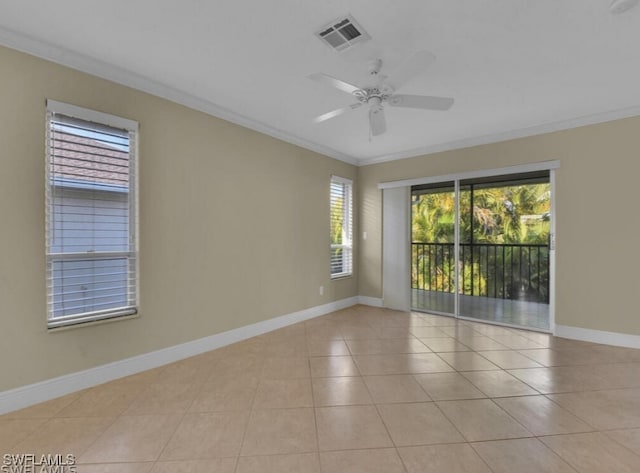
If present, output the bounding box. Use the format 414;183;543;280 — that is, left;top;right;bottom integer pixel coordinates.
1;0;639;165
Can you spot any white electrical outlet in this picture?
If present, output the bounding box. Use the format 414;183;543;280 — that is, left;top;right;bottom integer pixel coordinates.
363;231;368;240
319;286;324;296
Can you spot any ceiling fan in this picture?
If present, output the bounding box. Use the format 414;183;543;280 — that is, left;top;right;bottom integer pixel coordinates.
309;50;454;136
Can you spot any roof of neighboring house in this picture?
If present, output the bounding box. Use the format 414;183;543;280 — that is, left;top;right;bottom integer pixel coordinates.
51;130;129;187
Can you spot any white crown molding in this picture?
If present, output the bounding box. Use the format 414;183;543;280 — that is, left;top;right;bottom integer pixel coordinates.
0;26;357;166
358;105;640;166
0;296;364;415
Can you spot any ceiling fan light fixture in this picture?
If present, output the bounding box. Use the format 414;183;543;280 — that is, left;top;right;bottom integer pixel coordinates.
368;96;382;108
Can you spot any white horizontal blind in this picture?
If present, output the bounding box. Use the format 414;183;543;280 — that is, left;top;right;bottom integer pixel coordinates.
330;176;353;278
45;102;138;328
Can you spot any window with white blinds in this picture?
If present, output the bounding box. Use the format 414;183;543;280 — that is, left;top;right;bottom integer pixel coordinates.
45;100;138;328
330;176;353;278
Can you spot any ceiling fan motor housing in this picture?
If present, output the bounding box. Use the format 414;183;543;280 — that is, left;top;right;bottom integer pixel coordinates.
353;88;391;105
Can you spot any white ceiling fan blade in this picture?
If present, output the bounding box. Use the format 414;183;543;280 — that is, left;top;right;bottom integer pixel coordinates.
308;72;362;95
369;106;386;136
388;94;454;111
386;50;436;90
313;103;362;123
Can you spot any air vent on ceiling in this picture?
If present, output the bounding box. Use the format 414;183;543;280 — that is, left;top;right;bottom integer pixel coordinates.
316;15;370;51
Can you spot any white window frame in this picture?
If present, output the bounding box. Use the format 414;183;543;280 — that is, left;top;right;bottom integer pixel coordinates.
45;100;139;329
330;175;353;279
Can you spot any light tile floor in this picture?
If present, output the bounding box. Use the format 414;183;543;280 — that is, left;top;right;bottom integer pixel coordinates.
2;305;640;472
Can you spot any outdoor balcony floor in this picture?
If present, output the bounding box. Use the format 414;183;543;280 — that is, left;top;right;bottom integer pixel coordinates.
412;289;550;331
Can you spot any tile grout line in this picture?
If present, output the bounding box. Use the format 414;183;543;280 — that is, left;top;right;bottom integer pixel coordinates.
356;335;411;473
232;355;267;470
150;359;232;471
303;321;323;471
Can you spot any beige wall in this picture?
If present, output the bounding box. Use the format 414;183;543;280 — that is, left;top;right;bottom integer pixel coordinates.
0;46;357;392
359;116;640;336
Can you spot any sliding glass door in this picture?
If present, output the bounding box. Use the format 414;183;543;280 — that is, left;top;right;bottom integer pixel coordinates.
411;171;552;331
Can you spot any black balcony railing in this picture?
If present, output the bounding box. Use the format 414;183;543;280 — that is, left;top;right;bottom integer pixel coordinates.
411;242;550;303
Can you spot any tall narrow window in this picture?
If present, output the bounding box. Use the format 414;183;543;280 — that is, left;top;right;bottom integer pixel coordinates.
330;176;353;278
45;100;138;328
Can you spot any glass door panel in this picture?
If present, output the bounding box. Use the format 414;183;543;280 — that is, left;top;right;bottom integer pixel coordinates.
411;182;456;315
457;174;551;330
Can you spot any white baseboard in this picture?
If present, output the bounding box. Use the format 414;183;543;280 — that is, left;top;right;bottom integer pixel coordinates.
358;296;383;307
556;324;640;349
0;296;359;415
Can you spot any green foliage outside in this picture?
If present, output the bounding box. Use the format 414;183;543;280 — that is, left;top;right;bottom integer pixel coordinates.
330;202;343;247
412;183;550;244
330;182;345;274
412;183;551;302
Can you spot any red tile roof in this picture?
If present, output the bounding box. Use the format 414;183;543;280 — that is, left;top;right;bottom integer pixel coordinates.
51;131;129;186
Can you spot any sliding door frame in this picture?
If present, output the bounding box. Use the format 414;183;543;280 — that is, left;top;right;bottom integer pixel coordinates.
379;160;559;334
454;180;461;317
